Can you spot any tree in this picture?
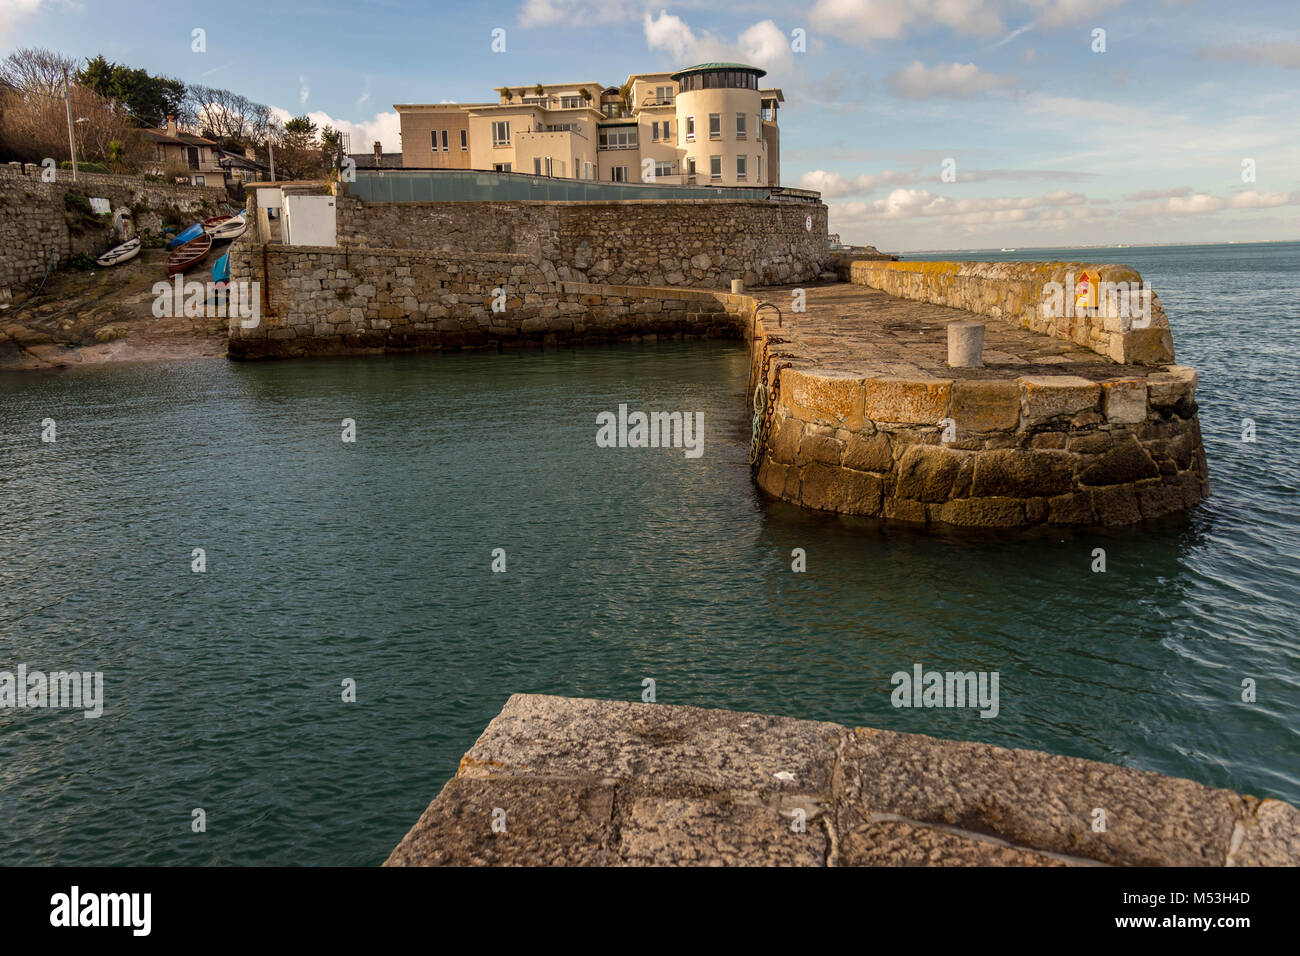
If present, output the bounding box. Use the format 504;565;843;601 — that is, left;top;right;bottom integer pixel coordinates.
0;46;80;97
0;69;146;168
76;55;185;128
274;114;321;180
319;124;342;170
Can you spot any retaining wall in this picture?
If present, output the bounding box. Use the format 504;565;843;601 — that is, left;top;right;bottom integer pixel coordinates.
0;166;226;294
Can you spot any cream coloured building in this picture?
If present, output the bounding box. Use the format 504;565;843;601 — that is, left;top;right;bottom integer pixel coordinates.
394;63;783;188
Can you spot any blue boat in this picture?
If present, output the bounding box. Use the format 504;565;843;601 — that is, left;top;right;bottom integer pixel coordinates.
212;252;230;285
168;222;203;249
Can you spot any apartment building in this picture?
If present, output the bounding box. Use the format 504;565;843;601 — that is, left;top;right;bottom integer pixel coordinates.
394;63;783;188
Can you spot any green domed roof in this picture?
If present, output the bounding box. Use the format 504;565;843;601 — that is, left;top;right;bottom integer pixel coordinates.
671;62;766;81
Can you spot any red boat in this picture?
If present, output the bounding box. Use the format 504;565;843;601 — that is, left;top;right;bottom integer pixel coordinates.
166;233;213;277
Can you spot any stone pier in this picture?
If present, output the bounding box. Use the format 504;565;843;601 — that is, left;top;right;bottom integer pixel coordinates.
386;695;1299;866
747;269;1208;528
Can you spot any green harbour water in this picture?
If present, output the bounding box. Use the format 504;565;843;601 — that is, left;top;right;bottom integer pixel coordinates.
1;241;1297;865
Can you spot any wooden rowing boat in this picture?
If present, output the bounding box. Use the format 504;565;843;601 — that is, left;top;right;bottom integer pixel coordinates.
167;222;203;249
210;213;247;242
203;214;233;233
166;233;212;277
96;237;141;267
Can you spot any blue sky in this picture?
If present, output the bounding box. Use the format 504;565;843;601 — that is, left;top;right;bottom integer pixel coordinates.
4;0;1298;250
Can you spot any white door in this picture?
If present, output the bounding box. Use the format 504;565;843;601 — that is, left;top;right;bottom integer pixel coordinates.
282;195;337;246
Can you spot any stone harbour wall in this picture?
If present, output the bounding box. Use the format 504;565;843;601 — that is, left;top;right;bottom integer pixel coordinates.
335;193;830;289
226;242;742;359
0;166;226;295
747;312;1209;529
386;694;1300;866
851;259;1175;365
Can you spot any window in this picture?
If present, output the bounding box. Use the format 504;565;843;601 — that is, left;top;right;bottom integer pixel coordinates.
651;122;660;142
736;154;747;180
709;155;721;180
545;157;553;176
611;165;628;182
534;157;542;175
431;131;438;151
655;85;673;105
461;129;468;151
560;95;583;109
736;113;746;139
654;161;674;178
598;126;637;150
493;162;511;172
584;161;592;179
687;157;696;177
492;121;511;146
441;130;448;151
708;113;720;139
194;175;205;186
685;116;695;141
663;120;671;140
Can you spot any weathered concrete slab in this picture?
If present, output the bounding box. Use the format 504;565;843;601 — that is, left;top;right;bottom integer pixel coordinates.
385;695;1298;867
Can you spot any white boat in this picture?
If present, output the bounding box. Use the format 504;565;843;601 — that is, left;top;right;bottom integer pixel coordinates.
95;237;141;267
209;214;247;242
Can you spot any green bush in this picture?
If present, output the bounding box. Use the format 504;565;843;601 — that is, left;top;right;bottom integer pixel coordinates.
59;161;111;174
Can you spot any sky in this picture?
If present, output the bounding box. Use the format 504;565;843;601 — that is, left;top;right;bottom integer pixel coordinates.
3;0;1298;251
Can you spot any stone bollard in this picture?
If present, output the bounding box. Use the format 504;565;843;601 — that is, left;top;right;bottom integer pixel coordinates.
731;279;744;294
947;321;985;368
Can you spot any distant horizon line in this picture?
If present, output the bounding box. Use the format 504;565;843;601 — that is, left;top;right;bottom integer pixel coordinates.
890;238;1299;255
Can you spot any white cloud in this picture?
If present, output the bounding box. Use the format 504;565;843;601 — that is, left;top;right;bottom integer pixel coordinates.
851;187;1087;221
0;0;55;41
797;168;921;196
270;105;401;154
1158;190;1299;215
808;0;1127;44
1201;42;1300;70
643;11;795;75
520;0;639;27
809;0;1004;42
299;76;310;108
1124;186;1192;201
886;61;1017;98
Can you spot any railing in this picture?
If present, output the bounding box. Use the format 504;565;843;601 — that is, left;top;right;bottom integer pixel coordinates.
345;168;823;203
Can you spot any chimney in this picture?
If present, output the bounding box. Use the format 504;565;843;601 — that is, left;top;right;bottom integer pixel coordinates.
165;115;177;135
373;140;382;165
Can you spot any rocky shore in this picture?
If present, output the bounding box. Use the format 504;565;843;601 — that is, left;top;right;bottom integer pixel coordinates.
0;247;227;371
